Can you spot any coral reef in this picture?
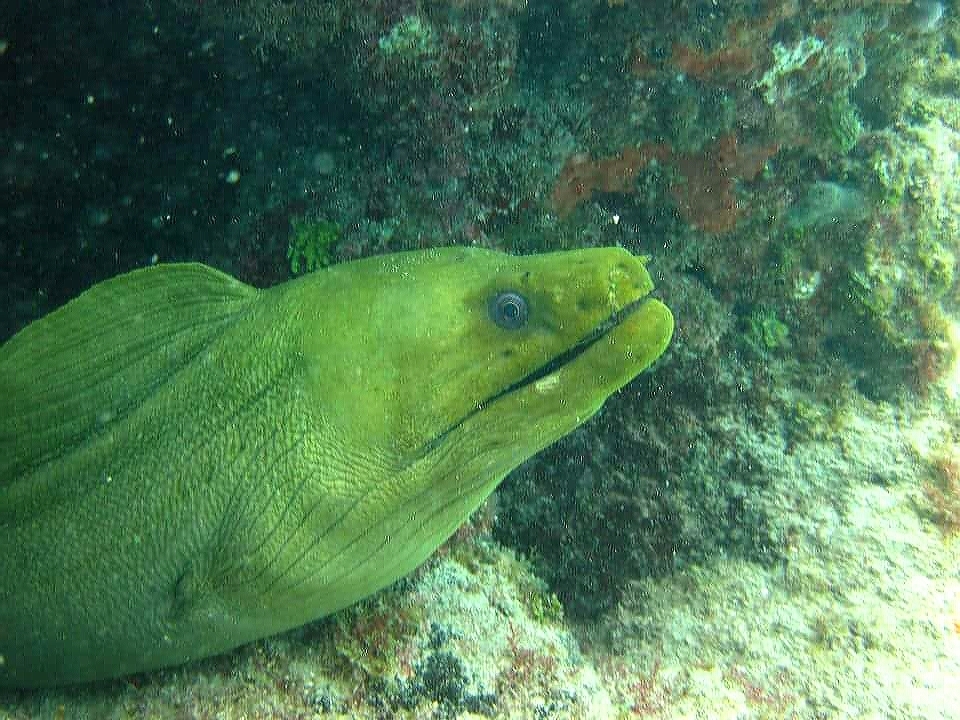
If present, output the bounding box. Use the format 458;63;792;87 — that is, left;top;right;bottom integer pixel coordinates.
922;440;960;534
550;135;778;233
286;217;341;274
498;0;960;618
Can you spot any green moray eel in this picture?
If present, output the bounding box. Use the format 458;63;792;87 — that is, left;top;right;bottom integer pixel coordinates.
0;246;672;688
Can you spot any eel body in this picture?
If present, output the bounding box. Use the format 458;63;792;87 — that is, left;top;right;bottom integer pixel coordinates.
0;246;673;687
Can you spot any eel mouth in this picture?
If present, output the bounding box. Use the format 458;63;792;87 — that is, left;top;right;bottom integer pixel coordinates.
413;295;657;459
481;295;656;406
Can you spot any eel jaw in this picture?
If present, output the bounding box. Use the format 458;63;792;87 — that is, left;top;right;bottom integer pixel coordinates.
482;295;658;404
412;292;669;461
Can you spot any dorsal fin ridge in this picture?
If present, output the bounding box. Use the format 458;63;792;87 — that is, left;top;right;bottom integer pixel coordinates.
0;263;258;484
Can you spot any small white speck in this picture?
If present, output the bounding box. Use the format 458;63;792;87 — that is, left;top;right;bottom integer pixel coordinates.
534;374;560;393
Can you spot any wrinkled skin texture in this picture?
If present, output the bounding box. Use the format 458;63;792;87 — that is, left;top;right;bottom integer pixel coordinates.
0;246;673;688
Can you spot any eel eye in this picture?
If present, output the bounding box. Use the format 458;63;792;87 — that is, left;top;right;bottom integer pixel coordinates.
489;291;529;330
